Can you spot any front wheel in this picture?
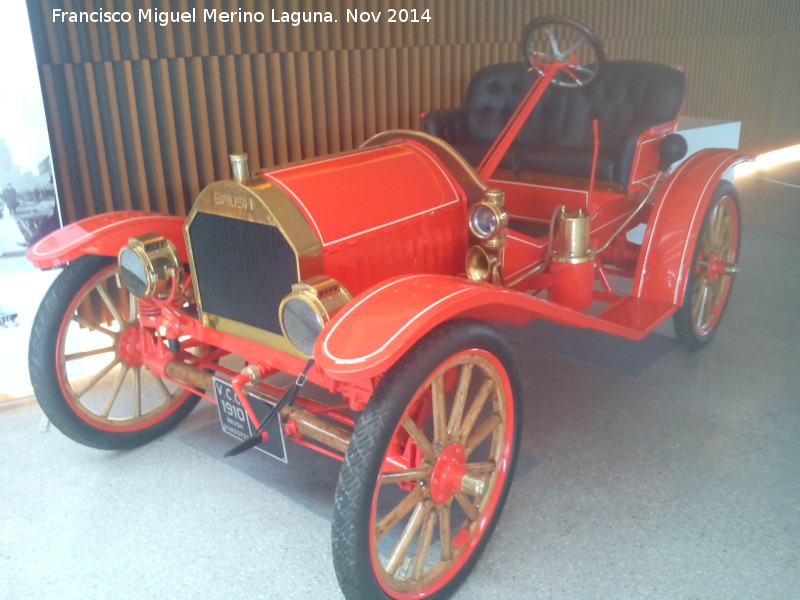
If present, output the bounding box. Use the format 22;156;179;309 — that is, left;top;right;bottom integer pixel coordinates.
29;255;201;450
673;181;741;350
332;320;522;600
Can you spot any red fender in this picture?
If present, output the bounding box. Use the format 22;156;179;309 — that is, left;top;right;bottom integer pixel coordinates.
27;211;188;269
315;274;659;382
633;149;751;305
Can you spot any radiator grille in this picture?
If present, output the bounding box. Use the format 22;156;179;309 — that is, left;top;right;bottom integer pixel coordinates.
188;212;297;335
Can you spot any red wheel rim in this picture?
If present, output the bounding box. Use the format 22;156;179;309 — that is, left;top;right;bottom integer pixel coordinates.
54;264;195;433
368;349;515;598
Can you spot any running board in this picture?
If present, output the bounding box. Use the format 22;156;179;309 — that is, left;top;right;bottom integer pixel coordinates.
597;297;676;339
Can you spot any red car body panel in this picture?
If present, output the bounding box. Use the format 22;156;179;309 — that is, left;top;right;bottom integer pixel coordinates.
262;143;465;248
316;273;672;381
260;141;469;297
628;123;680;188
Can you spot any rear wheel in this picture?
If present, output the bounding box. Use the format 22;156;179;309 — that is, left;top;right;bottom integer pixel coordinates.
674;181;741;350
29;255;201;450
332;320;522;599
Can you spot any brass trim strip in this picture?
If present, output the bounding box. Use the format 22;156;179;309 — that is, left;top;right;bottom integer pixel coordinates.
362;129;488;204
199;313;305;359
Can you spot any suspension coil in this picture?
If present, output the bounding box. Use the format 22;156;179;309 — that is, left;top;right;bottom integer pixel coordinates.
137;300;161;319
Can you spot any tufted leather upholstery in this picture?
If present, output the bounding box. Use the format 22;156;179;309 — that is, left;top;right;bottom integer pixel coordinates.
423;60;685;188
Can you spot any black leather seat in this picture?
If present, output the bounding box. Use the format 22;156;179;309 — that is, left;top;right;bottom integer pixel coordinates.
423;60;686;189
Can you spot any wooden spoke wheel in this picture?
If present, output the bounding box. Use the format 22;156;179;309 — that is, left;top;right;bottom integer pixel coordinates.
674;181;741;349
29;255;202;449
332;321;522;600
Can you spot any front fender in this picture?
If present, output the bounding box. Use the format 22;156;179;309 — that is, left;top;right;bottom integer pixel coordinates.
633;149;751;305
27;211;188;269
315;275;524;382
315;274;656;382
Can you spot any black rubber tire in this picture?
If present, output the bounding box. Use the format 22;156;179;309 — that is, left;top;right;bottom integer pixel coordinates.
332;320;522;600
673;180;741;350
29;255;200;450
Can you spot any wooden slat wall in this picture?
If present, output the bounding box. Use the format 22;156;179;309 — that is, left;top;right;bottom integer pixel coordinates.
27;0;800;222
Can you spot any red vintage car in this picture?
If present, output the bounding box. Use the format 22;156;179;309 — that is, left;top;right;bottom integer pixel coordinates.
27;17;747;600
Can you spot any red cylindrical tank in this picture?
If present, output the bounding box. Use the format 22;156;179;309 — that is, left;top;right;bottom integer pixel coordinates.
548;260;595;310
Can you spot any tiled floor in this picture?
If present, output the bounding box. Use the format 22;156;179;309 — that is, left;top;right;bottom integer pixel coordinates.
1;163;798;599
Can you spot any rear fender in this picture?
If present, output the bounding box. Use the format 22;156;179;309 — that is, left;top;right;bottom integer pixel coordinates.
27;211;188;269
315;274;654;382
633;149;751;305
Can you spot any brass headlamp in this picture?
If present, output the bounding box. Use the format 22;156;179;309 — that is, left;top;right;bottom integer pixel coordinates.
466;189;508;284
279;276;352;357
118;233;182;299
468;200;507;240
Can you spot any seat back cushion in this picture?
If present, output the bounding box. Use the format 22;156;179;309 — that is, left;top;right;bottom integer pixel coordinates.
459;60;685;184
520;60;686;150
464;62;536;143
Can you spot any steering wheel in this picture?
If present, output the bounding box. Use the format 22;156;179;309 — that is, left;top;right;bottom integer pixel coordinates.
520;16;606;89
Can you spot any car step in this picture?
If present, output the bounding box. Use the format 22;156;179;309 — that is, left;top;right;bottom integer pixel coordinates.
598;297;676;338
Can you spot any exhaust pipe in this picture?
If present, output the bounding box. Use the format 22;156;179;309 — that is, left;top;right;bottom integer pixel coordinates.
165;360;351;454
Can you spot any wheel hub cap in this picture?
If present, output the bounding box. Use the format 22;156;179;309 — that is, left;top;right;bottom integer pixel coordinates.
706;250;738;282
430;444;467;504
707;250;724;282
118;325;144;367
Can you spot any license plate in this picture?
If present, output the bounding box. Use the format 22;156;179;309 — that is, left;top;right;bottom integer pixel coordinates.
213;377;287;463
